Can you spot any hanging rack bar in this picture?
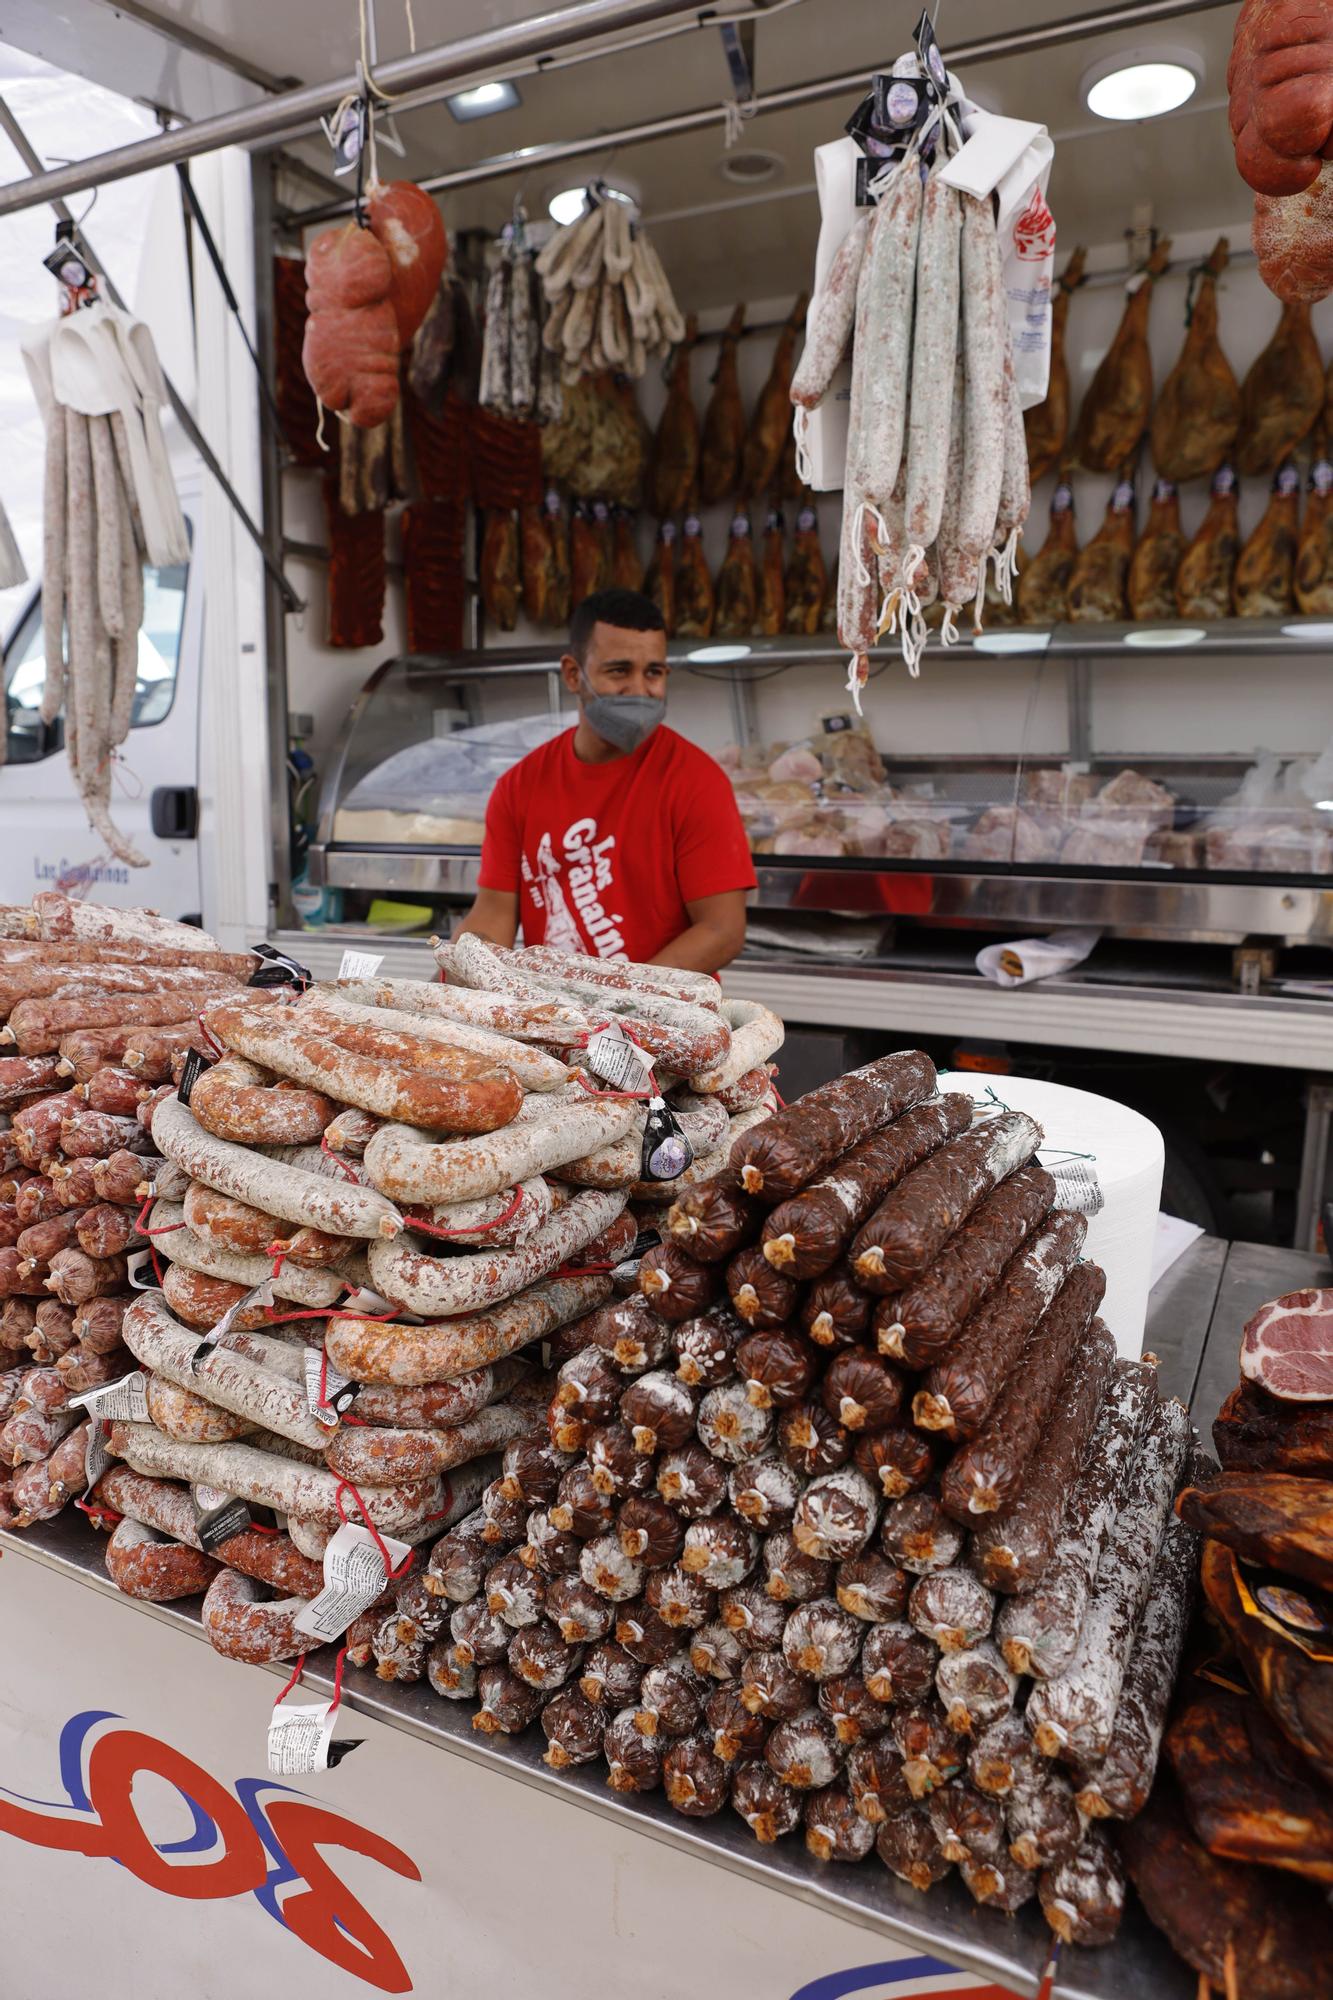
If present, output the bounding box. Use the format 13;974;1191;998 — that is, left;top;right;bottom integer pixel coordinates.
286;0;1237;226
0;0;713;220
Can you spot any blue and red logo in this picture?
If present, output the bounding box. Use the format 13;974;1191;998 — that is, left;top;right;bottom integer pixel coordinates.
0;1712;420;1993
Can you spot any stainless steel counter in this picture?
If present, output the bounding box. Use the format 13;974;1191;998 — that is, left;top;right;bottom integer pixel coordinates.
2;1236;1322;2000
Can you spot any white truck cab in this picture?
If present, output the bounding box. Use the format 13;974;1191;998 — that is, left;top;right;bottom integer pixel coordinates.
0;477;204;919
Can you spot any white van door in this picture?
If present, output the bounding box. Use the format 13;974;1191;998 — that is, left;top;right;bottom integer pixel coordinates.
0;504;203;919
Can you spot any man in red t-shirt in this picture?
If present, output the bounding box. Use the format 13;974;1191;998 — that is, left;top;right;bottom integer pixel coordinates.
457;587;755;972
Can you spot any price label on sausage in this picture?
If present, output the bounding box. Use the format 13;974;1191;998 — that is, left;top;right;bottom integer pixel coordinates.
267;1698;363;1775
70;1369;151;1424
337;948;385;981
194;1485;252;1551
1045;1156;1105;1217
294;1522;412;1644
190;1280;275;1367
84;1415;112;1492
584;1024;654;1093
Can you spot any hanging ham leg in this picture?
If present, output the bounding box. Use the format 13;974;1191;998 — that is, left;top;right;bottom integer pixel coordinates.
1151;237;1240;481
1128;479;1185;620
1067;475;1136;621
1237;301;1324;476
1075;241;1171;473
1177;466;1241;620
1017;476;1078;626
700;305;745;506
1234;464;1300;616
650;317;700;519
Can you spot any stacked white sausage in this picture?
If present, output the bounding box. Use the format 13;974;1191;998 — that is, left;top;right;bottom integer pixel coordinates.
536;192;686;383
792;145;1029;692
50;927;783;1670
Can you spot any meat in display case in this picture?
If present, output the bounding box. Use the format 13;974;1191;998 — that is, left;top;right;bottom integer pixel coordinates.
306;631;1333;945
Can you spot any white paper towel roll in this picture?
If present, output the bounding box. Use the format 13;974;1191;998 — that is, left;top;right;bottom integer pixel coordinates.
939;1072;1164;1360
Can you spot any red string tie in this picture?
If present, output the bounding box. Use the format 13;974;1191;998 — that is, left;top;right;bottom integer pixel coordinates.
196;1014;223;1058
75;1497;123;1528
320;1133;362;1182
135;1190;185;1237
407;1184;525;1239
334;1479;414;1579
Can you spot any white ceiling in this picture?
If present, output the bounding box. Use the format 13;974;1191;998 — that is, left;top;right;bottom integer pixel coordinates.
0;0;1247;306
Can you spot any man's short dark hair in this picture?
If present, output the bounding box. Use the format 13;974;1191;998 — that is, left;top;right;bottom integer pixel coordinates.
569;587;666;662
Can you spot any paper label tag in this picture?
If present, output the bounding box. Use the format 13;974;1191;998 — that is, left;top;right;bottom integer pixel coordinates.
1046;1157;1105;1216
248;941;312;992
1052;482;1073;515
294;1523;412;1644
303;1345;358;1429
338;948;385;981
70;1369;150;1424
797;506;817;532
583;1025;654;1094
191;1280;275;1365
684;514;702;538
659;521;677;546
729;514;752;539
1276;463;1300;497
194;1488;251;1551
267;1701;363;1775
1211;465;1236;496
1312;460;1333;496
1111;481;1135;513
84;1416;111;1493
1152;478;1176;503
177;1047;213;1107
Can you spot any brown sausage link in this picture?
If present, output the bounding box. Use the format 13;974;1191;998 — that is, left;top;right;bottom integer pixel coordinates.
851;1111;1043;1292
56;1343;131;1393
666;1176;761;1265
15;1175;65;1226
878;1164;1058;1368
72;1294;129;1353
0;1055;62;1104
45;1248;127;1306
47;1160;101;1209
912;1212;1088;1438
120;1020;209;1082
761;1094;974;1280
0;1247;51;1296
145;1373;255;1445
75;1202;141;1259
726;1245;799;1330
800;1262;872;1348
80;1067;143;1117
106;1517;222;1601
17;1206;88;1267
92;1150;152;1204
28;1301;77;1363
61;1109;153;1159
638;1242;720;1324
324;1274;614;1388
732;1052;938;1202
59;1026;158;1085
940;1264;1108;1521
13;1096;72;1168
44;1418;93;1506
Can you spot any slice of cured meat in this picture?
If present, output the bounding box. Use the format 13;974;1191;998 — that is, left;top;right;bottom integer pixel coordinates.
1241;1288;1333;1401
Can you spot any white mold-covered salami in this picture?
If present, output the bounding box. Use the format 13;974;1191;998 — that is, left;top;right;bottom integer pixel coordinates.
687;1001;784;1095
791;210;874;410
189;1054;336;1145
338;973;591;1046
151;1206;349;1306
208;999;523;1133
107;1420;443;1531
325;1273;613;1386
367;1189;626;1317
363;1094;640;1205
297;988;569;1093
1025;1397;1191;1769
123;1293;332;1449
349;1358;528;1430
855;157;922;508
145;1373;255;1444
506;945;722;1013
325;1402;538;1483
202;1568;308;1664
408;1179;554;1248
153;1094;403;1239
994;1360;1157;1678
562;1101;727;1188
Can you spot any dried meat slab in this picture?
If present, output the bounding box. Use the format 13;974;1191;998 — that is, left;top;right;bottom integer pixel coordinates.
1241;1288;1333;1402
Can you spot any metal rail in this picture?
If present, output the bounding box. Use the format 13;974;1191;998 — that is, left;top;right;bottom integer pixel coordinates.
287;0;1240;224
0;0;711;218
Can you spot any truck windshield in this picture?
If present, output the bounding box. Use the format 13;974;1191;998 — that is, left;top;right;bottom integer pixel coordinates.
4;551;189;730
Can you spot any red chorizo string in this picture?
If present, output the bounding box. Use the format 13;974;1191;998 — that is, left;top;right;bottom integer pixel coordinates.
196;1014;223;1058
407;1184;525;1239
572;1072;654;1102
274;1651;308;1704
134;1191;185;1237
75;1496;123;1528
333;1477;415;1578
320;1133;362;1182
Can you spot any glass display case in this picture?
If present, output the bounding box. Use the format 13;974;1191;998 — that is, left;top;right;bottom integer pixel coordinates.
307;625;1333;945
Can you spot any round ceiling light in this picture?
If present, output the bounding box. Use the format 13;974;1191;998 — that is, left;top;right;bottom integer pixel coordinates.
718;148;784;186
1083;49;1200;122
548;181;638;227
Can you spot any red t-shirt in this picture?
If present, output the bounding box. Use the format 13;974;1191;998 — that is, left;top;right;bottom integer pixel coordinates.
478;725;756;962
